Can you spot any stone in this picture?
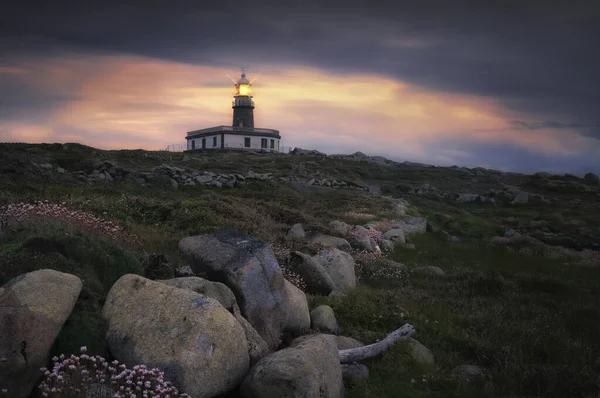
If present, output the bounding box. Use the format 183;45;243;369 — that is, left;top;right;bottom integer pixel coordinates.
456;193;480;203
393;217;428;237
157;276;239;314
451;364;484;382
286;223;306;240
413;266;446;277
334;335;365;350
313;248;356;293
310;305;339;334
379;238;395;252
282;280;311;334
309;233;352;252
584;172;599;183
511;192;529;204
178;231;289;350
56;167;65;173
406;338;435;367
0;269;82;398
383;228;406;244
350;234;379;252
329;220;352;236
240;334;343;398
341;363;369;385
194;175;214;184
288;251;337;295
103;274;249;398
234;313;270;366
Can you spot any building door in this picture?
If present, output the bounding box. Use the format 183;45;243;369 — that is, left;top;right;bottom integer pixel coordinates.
202;138;206;149
191;140;195;150
261;138;267;149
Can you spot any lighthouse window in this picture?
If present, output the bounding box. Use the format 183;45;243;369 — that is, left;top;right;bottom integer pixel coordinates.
261;138;267;149
213;136;217;147
244;137;251;147
270;139;274;149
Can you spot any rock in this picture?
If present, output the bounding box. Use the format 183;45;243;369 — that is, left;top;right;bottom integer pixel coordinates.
313;248;356;293
0;270;82;398
194;175;214;184
143;254;174;280
169;178;178;188
406;338;435;367
451;364;484;382
584;172;599;183
401;243;416;250
38;163;52;170
413;266;446;277
56;167;65;173
393;217;428;237
157;276;239;315
383;228;406;244
511;192;529;204
379;238;395;252
282;280;311;333
174;265;195;277
456;193;480;203
240;334;343;398
329;220;351;236
309;233;352;252
534;172;552;179
178;231;289;350
341;363;369;385
335;335;364;350
286;223;306;240
290;147;328;157
234;313;270;366
350;234;379;252
310;305;339;334
103;274;249;398
288;251;337;295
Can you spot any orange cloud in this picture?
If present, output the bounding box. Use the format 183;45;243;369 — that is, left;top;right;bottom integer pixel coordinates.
2;54;597;160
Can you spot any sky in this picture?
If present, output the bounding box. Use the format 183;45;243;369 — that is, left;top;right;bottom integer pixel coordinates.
1;1;599;175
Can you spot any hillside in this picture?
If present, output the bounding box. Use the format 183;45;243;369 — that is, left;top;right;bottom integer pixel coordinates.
1;142;599;397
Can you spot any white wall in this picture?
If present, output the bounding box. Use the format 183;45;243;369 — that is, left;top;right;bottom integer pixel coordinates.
187;134;280;151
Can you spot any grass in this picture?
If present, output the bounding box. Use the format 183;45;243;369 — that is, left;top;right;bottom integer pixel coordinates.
1;143;599;397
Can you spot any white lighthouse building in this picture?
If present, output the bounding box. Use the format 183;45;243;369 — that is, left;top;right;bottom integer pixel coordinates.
185;71;282;152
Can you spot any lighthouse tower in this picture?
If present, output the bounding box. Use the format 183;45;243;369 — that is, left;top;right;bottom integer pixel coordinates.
185;69;281;152
232;71;254;128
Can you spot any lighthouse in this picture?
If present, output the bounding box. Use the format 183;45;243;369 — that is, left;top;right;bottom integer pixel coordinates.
185;70;282;151
232;71;254;128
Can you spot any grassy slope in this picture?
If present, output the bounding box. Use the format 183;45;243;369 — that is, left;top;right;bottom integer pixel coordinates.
1;143;599;397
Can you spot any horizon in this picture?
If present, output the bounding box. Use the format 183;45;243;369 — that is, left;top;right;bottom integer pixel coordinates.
1;1;599;176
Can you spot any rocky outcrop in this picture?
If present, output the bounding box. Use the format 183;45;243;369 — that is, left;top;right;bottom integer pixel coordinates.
0;270;82;398
103;274;249;398
281;280;311;334
240;334;343;398
178;231;289;350
309;233;352;252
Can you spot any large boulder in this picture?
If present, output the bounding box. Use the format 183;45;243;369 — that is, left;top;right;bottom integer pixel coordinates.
179;231;289;350
158;277;268;365
0;270;82;398
309;233;352;252
313;248;356;293
103;274;250;398
240;334;343;398
310;305;339;334
584;172;599;183
288;251;336;295
282;280;311;333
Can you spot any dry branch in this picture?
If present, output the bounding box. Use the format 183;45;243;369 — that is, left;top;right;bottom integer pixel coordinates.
338;323;416;364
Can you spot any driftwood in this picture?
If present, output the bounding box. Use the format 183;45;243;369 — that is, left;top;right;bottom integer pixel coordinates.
338;323;416;364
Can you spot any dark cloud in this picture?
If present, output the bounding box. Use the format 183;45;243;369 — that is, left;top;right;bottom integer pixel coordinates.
1;0;599;170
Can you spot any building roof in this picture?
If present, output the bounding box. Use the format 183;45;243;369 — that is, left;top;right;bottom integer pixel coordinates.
186;125;281;140
237;72;250;85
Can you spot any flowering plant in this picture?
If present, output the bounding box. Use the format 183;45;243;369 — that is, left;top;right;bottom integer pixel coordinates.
0;201;139;246
37;347;190;397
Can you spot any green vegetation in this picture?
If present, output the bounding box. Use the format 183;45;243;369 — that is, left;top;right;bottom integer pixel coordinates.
1;143;599;397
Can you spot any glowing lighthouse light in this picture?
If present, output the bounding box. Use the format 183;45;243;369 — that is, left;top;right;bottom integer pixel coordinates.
235;72;252;96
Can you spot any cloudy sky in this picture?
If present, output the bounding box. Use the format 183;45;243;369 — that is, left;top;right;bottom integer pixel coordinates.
1;1;598;175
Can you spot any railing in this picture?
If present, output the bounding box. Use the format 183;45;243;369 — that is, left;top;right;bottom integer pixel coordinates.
186;125;280;137
163;143;293;153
